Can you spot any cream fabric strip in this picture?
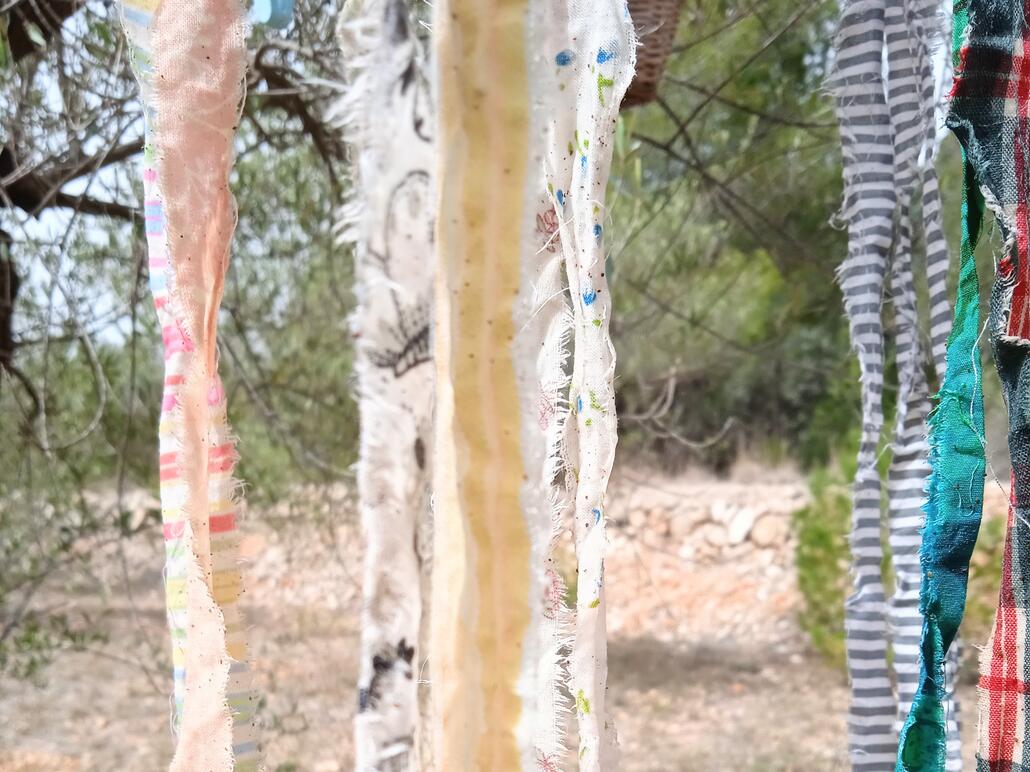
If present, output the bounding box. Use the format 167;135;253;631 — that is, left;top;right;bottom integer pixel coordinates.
336;0;435;768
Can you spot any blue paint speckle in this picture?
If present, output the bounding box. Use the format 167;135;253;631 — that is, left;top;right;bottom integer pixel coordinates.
577;396;584;413
583;289;597;306
597;46;616;64
592;508;602;524
593;224;603;241
556;189;565;207
556;49;574;67
580;155;588;170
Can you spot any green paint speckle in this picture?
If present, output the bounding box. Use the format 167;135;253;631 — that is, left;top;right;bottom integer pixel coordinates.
589;598;600;608
577;689;591;714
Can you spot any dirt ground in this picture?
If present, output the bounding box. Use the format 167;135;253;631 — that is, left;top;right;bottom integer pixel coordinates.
0;468;984;771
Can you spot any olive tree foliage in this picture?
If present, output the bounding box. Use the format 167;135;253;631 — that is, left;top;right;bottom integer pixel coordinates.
611;0;876;471
0;0;354;677
0;0;894;677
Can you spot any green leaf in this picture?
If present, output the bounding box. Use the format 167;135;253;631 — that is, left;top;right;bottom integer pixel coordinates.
96;21;113;47
24;20;46;50
0;15;9;69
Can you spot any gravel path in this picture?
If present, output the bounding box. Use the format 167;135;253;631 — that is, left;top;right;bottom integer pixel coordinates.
0;470;982;770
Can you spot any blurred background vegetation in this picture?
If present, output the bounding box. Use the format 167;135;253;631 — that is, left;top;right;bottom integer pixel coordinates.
0;0;1011;678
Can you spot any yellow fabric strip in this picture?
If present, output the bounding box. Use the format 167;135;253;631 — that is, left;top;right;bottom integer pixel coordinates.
432;0;533;768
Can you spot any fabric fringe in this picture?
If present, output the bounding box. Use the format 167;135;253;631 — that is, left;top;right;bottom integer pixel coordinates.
540;2;635;768
334;1;436;769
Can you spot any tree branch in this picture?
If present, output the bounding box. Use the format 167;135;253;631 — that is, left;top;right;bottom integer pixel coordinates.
6;0;84;63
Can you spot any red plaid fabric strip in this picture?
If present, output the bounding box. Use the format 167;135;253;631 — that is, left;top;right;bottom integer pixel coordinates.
977;482;1023;769
950;0;1030;345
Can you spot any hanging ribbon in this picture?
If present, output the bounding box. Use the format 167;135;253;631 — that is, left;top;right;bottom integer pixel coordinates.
830;0;963;768
336;0;435;768
895;69;985;772
945;0;1030;768
542;2;635;766
430;0;633;768
118;2;260;769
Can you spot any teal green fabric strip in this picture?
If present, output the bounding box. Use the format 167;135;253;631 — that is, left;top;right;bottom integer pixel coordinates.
895;9;987;758
897;8;987;765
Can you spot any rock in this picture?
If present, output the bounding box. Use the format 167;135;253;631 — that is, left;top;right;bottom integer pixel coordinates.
710;500;733;524
726;542;753;560
727;507;758;544
628;507;648;531
652;509;672;537
669;513;692;540
751;514;789;548
699;522;728;548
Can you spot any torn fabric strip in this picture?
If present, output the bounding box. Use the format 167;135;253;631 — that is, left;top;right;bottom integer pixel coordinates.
119;1;260;769
430;0;633;768
830;0;962;768
946;0;1030;767
883;3;963;767
894;1;987;760
830;4;897;761
543;2;634;767
335;0;435;768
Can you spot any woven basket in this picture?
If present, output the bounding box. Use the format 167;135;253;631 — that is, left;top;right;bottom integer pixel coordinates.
623;0;684;109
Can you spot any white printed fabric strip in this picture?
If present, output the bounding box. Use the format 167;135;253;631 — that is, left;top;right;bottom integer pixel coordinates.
541;1;634;768
119;1;260;769
335;0;435;769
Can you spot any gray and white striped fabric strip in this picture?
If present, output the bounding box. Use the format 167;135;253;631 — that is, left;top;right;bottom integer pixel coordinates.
832;0;896;767
831;0;958;768
905;0;952;379
884;0;962;768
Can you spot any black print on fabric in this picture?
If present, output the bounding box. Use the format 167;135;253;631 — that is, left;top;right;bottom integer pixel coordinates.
385;0;432;143
367;170;433;379
359;637;416;712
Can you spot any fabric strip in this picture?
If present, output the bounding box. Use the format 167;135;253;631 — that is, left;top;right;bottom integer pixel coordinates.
894;10;988;758
431;0;538;766
541;2;635;767
118;2;260;769
336;1;435;768
832;1;905;767
831;0;964;768
946;0;1030;768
